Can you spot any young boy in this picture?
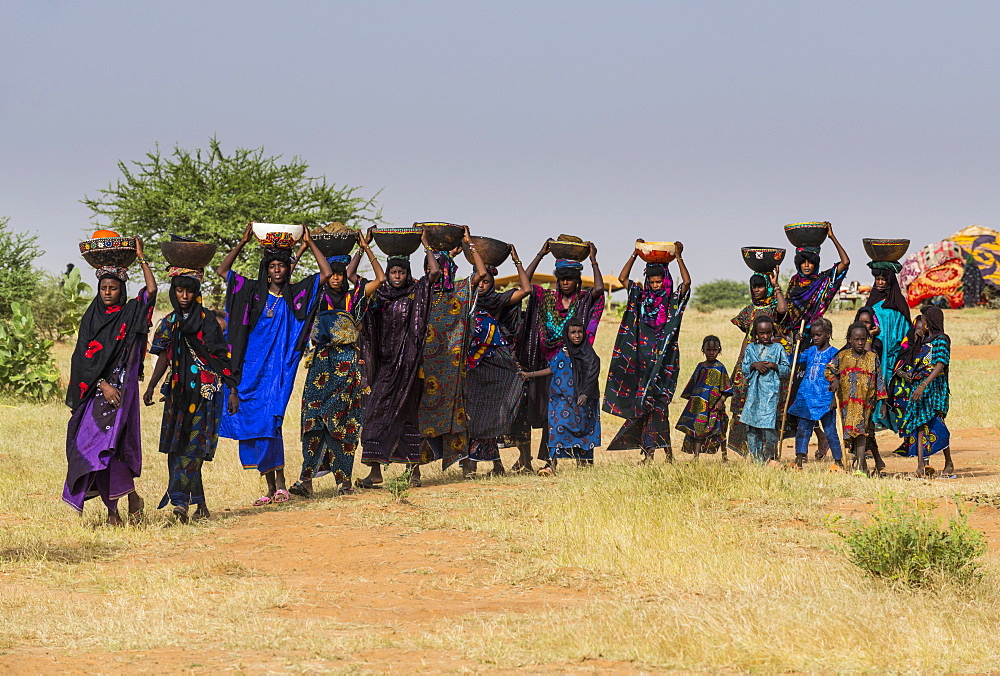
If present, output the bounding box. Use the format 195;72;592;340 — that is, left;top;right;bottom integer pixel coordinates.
739;317;791;464
826;322;888;475
787;317;842;469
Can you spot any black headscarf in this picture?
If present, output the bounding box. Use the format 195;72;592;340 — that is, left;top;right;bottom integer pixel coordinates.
66;272;154;410
161;275;237;438
224;249;320;383
866;263;912;322
378;257;416;302
896;315;924;368
475;274;521;341
921;306;948;344
563;317;600;401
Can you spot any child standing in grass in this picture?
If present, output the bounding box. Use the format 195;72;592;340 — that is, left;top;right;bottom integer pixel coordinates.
787;317;843;470
676;335;732;459
826;322;888;475
521;318;601;473
739;317;791;464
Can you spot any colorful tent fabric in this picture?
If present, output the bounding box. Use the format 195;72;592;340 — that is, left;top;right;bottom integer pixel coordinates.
906;259;964;308
899;240;963;291
949;225;1000;292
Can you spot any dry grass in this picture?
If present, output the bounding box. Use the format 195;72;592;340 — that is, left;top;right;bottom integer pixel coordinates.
1;306;999;670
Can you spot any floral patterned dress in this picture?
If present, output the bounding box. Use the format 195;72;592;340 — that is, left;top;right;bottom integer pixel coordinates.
676;361;732;454
825;349;887;440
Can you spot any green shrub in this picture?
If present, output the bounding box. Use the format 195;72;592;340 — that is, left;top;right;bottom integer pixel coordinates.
830;493;987;587
692;279;749;311
386;468;412;503
0;302;61;401
32;267;93;342
0;217;43;318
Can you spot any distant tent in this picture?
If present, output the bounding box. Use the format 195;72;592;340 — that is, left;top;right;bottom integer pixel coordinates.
900;225;1000;308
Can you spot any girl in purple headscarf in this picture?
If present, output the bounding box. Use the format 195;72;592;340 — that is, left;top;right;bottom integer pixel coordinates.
603;240;691;462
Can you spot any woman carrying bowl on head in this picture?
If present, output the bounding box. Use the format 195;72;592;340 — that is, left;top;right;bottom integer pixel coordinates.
784;222;850;340
415;225;488;483
726;267;787;459
515;236;605;474
865;261;911;431
290;226;386;498
64;236;157;526
143;266;238;522
215;223;332;506
603;240;691;463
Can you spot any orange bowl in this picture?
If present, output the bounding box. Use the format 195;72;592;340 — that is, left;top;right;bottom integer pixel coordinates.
635;241;676;265
92;229;121;239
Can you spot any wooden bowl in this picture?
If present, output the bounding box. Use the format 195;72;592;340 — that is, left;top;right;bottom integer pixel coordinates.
635;241;676;265
548;239;591;261
79;237;137;269
160;241;217;269
417;223;465;251
251;222;304;249
462;236;510;267
741;247;786;273
784;222;829;248
312;231;358;258
372;226;423;257
863;238;910;263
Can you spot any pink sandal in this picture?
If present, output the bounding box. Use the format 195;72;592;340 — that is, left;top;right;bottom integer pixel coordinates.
252;495;272;507
272;489;291;504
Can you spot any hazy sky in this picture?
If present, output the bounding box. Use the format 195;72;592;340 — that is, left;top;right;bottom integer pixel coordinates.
2;1;998;284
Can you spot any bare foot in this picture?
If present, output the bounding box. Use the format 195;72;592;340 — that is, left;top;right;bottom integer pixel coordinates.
942;463;955;475
172;504;189;524
127;494;145;525
193;505;211;521
409;465;422;487
106;510;123;527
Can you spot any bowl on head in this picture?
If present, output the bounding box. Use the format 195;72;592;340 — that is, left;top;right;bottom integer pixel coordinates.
741;247;786;273
635;241;676;265
79;237;138;269
372;226;423;257
548;235;590;262
312;230;359;257
462;236;510;267
160;241;217;269
863;238;910;263
251;223;304;249
417;223;465;252
784;222;829;248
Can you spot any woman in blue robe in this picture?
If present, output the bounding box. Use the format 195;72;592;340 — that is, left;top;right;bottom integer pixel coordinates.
216;224;331;506
866;260;912;431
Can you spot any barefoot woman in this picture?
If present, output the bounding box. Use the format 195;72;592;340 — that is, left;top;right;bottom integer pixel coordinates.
64;236;156;525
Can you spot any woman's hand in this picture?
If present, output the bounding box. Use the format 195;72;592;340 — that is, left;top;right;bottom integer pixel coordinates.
768;268;779;286
518;371;531;379
589;241;598;262
228;390;240;414
713;399;727;411
135;236;145;258
100;381;121;408
362;225;376;248
421;227;431;248
674;240;684;258
911;384;926;401
462;224;473;244
241;222;255;244
577;394;588;407
538;240;551;257
301;226;312;244
142;387;155;406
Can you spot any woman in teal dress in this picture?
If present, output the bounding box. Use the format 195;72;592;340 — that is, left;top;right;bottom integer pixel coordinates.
899;307;953;477
866;260;912;430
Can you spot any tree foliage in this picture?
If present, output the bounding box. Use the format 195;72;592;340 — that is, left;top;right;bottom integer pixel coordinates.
82;137;384;297
0;216;44;318
32;266;93;342
692;279;750;311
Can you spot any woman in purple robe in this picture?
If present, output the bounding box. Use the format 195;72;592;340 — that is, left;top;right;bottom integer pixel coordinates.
64;237;157;525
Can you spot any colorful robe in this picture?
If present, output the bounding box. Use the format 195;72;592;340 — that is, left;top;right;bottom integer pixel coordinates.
825;349;887;440
676;361;731;454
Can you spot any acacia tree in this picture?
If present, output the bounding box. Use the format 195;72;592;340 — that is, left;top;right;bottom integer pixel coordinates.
82;137;383;299
0;216;44;318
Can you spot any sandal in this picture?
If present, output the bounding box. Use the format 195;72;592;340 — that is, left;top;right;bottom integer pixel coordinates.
337;483;355;495
537;465;554;477
354;477;383;489
272;489;291;504
288;481;312;498
127;496;145;526
172;505;189;524
510;460;533;475
252;495;273;507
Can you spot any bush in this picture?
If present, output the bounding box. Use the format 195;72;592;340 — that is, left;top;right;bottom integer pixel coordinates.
831;493;987;587
0;302;61;401
692;279;749;311
32;266;93;342
0;217;43;318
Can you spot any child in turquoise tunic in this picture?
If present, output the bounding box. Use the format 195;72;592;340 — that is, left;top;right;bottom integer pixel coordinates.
739;317;791;463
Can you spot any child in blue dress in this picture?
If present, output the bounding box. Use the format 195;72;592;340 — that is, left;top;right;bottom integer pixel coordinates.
787;317;843;469
521;318;601;473
739;317;791;463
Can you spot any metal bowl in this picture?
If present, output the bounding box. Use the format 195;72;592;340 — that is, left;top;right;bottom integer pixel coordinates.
783;222;829;248
548;239;591;262
417;223;465;251
372;226;423;257
741;247;786;273
160;241;217;269
462;236;510;267
312;231;358;258
635;241;676;265
251;222;304;249
79;237;138;269
863;238;910;263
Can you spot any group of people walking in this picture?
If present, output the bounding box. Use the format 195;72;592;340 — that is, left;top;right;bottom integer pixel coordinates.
63;222;954;525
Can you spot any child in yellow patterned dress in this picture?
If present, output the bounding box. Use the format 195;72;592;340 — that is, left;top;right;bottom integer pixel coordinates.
676;336;732;460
